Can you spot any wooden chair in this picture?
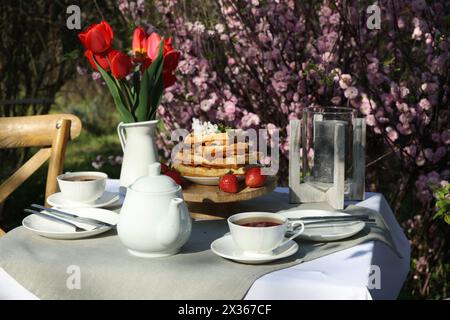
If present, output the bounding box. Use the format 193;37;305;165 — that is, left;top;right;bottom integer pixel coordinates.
0;114;82;235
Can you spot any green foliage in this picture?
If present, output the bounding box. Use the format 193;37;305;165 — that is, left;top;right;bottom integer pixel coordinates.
218;123;232;133
434;184;450;226
95;60;136;123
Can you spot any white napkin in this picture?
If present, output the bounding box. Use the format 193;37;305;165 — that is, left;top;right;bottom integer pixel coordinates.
30;212;98;232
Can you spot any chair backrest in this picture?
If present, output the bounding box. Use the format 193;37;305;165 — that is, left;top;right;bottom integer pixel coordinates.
0;114;82;206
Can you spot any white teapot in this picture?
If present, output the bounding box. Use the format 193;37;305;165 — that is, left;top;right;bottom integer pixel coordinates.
117;162;192;258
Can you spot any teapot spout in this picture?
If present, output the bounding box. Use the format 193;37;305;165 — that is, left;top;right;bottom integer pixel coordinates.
169;198;184;217
157;198;184;246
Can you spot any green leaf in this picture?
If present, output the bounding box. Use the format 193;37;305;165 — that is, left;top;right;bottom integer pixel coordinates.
94;59;135;123
444;215;450;226
135;66;150;122
147;46;164;120
131;64;140;112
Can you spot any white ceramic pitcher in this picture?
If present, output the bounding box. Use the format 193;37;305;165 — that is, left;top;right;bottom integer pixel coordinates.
117;120;159;195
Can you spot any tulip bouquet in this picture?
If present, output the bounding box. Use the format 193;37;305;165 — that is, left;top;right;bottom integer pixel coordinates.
78;21;180;123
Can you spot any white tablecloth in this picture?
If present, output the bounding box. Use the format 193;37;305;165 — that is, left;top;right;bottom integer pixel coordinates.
0;180;410;300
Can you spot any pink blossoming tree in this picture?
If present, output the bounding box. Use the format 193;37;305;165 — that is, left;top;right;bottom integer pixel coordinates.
111;0;449;298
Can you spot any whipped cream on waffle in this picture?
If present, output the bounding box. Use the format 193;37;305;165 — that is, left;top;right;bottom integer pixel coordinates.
192;118;220;136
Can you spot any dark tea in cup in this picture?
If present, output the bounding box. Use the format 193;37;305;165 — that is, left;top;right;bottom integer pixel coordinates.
57;171;107;203
61;175;101;182
235;218;283;228
227;212;305;255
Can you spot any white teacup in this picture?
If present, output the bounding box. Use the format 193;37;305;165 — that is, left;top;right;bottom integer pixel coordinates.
227;212;304;256
57;171;107;203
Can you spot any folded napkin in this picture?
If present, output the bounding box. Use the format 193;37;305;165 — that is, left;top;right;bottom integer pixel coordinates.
286;205;402;261
0;203;401;300
28;212;98;232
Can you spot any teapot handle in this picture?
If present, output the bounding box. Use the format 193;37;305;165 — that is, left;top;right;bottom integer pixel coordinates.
117;122;127;152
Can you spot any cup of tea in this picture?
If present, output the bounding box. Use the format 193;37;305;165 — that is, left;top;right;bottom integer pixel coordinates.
227;212;304;256
57;171;108;203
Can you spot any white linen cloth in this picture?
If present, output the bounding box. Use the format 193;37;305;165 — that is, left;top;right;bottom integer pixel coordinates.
0;180;410;300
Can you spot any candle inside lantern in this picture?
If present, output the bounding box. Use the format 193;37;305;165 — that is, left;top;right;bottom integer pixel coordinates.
312;120;347;184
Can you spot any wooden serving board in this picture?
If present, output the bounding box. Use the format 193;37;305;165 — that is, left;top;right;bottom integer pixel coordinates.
182;176;277;220
182;176;277;203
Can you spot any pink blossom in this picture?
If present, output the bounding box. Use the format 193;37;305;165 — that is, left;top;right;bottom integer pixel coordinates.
164;92;174;103
412;27;423;40
224;101;236;114
240;112;260;128
339;74;352;89
331;96;342;105
400;86;410;98
215;23;225;34
416;154;426;166
421;82;439;93
200;99;214;112
344;86;359;100
366;114;376;126
360;95;373;115
397;123;412;135
396;102;409;112
266;123;277;135
91;72;101;81
419;98;431;110
386;127;399;141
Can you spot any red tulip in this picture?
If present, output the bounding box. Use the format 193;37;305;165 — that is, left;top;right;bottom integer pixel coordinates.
84;50;110;71
108;50;132;79
78;21;114;54
146;32;162;62
163;50;180;72
163;71;177;88
146;33;180;73
132;27;147;56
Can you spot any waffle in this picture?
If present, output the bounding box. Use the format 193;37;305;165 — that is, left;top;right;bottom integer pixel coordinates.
173;163;246;177
175;150;260;168
181;142;251;157
183;129;247;144
174;129;258;178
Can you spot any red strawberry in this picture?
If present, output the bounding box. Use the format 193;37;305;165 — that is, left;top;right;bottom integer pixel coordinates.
165;170;183;185
160;163;169;174
245;167;267;188
219;173;239;193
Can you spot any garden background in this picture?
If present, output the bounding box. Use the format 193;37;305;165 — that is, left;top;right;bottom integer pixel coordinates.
0;0;448;299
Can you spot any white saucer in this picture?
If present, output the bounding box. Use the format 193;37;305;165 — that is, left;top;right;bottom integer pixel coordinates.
280;209;366;241
183;176;220;186
47;191;122;209
183;175;245;186
22;207;119;240
210;234;299;264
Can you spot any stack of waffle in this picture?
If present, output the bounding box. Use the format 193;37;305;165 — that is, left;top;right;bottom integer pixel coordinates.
173;130;259;177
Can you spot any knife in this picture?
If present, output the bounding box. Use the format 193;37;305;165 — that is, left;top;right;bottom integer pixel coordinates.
288;214;371;221
31;204;116;228
24;209;91;231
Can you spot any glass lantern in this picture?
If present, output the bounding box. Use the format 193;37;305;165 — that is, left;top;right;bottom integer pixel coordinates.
301;106;357;197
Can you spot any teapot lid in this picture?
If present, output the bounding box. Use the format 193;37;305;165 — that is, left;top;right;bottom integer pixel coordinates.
130;163;179;193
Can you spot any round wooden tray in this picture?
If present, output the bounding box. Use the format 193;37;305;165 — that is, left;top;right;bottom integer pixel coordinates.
182;176;277;203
